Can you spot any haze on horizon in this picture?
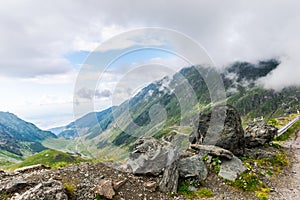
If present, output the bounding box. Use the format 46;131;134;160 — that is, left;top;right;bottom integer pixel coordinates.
0;0;299;129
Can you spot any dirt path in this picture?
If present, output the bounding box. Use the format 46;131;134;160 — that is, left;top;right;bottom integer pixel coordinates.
269;131;300;200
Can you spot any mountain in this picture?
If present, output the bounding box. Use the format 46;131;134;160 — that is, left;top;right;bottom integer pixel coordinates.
50;59;300;160
0;112;57;156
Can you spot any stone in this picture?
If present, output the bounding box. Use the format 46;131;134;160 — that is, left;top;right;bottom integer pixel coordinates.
145;181;157;191
13;180;68;200
113;179;127;191
178;155;208;179
127;137;170;176
94;179;116;199
159;159;179;193
14;164;50;173
218;156;247;181
190;104;245;156
244;123;278;148
190;144;234;160
0;180;30;193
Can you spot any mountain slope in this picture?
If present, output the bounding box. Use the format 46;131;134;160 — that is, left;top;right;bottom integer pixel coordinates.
51;59;300;160
0;112;57;156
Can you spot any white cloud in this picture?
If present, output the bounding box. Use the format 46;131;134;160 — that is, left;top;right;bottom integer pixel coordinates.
1;0;300;128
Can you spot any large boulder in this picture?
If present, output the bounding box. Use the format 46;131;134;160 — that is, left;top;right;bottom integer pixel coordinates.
190;105;245;156
126;137;170;176
244;123;278;148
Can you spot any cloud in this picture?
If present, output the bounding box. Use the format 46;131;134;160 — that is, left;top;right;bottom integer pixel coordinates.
1;0;300;128
76;87;112;100
95;89;112;98
1;0;299;87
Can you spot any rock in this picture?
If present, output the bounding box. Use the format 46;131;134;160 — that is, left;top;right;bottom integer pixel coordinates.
94;179;116;199
218;156;247;181
14;164;50;173
0;180;30;193
244;123;278;148
127;137;170;176
245;148;278;159
145;181;157;192
159;159;179;193
178;155;208;179
190;144;234;160
190;104;245;156
13;179;68;200
113;179;127;191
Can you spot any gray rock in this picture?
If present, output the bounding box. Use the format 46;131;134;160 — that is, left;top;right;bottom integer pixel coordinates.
244;123;278;148
218;156;247;181
190;144;234;160
159;158;179;193
178;155;208;179
14;179;68;200
127;137;170;176
190;105;245;156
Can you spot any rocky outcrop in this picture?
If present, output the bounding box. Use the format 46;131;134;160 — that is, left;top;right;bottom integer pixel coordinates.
218;156;247;181
190;105;245;156
190;144;234;160
244;123;278;148
126;137;170;176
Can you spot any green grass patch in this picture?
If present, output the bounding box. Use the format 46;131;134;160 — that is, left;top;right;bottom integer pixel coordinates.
226;170;270;200
7;149;89;169
178;179;212;199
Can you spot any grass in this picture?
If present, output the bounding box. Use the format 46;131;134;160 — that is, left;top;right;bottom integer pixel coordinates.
177;179;212;199
63;182;76;199
6;149;89;169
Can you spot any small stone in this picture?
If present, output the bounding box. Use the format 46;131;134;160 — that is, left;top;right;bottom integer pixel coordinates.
188;185;197;191
94;179;115;199
113;179;127;191
145;181;157;192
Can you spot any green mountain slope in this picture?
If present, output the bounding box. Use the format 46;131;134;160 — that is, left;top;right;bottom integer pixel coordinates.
50;59;299;160
0;112;57;156
8;149;87;169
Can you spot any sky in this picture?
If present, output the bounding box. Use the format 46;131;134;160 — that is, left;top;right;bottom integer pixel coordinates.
0;0;300;129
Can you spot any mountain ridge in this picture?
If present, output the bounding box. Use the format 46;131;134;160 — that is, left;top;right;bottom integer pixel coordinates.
0;112;57;156
47;59;300;160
